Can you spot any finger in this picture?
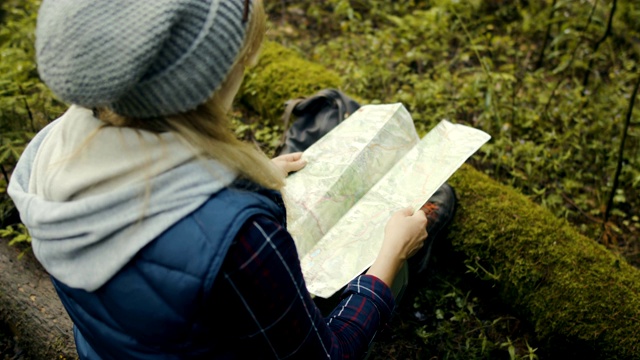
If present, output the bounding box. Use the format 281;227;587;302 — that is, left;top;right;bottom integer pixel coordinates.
279;152;303;162
287;152;303;160
272;152;302;162
285;158;307;173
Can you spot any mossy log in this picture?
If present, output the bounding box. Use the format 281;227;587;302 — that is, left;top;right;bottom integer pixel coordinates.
0;239;76;359
241;43;640;359
240;41;343;123
449;166;640;358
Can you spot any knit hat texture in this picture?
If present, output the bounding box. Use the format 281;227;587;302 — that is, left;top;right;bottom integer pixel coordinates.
35;0;251;118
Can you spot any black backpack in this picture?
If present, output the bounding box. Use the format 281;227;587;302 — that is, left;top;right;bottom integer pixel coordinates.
277;89;360;155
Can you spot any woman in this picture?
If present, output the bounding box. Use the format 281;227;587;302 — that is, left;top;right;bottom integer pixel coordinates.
9;0;454;358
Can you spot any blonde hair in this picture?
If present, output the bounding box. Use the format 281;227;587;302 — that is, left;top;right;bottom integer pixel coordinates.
96;0;284;190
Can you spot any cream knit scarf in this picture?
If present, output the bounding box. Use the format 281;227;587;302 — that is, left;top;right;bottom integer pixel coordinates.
9;106;236;291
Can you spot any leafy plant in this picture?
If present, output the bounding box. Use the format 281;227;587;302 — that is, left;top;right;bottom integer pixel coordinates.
0;0;64;229
267;0;640;260
0;223;31;258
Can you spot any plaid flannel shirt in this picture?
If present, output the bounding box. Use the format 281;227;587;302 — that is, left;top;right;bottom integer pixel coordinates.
210;215;396;359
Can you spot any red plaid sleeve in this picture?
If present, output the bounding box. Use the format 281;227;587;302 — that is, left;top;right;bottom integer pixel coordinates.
210;215;395;359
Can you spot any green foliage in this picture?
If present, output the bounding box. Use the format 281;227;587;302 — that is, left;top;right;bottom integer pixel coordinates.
0;130;32;226
0;0;64;132
1;130;33;169
412;279;538;359
230;112;284;156
0;0;65;230
0;0;65;228
268;0;640;257
0;223;31;245
0;177;14;225
0;223;31;258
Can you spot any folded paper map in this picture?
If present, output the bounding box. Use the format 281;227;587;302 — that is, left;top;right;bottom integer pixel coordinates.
283;103;491;298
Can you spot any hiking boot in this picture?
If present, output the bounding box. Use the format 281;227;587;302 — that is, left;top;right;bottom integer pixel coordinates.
408;183;457;275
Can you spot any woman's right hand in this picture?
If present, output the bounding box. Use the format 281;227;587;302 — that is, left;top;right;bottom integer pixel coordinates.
366;208;428;287
382;207;428;260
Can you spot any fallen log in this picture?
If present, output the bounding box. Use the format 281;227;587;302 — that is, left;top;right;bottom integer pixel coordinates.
0;239;76;359
449;165;640;358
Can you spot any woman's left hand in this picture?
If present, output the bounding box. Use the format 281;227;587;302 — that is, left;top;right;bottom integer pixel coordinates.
271;152;307;175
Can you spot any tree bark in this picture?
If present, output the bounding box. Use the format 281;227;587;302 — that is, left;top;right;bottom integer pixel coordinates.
0;238;77;360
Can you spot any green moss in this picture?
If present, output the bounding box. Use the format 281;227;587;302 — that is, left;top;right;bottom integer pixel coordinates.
449;165;640;359
239;41;342;123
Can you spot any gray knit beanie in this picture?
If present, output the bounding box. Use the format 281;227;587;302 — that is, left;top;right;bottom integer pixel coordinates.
35;0;252;118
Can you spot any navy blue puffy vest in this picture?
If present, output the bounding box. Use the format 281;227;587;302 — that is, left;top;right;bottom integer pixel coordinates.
52;183;286;359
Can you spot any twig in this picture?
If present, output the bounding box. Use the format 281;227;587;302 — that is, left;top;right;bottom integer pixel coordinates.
602;74;640;229
560;192;602;224
18;85;35;132
535;0;558;70
582;0;617;94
